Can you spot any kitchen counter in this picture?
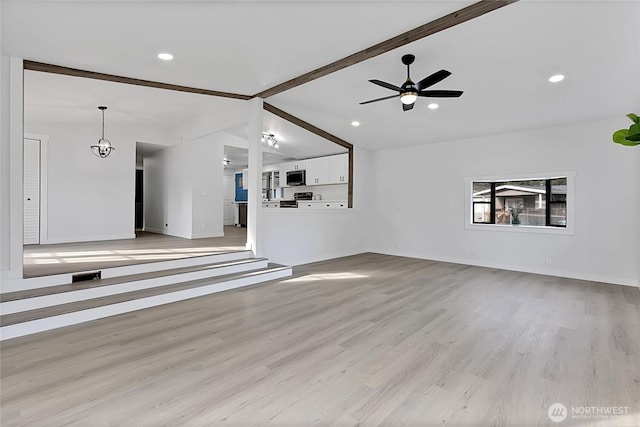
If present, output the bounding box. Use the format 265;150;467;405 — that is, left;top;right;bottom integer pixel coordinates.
262;200;347;209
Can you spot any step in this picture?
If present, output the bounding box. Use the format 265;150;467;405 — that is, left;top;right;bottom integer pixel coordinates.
0;264;292;341
3;249;255;293
1;257;270;315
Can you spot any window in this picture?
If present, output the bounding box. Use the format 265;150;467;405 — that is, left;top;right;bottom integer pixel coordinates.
471;177;567;228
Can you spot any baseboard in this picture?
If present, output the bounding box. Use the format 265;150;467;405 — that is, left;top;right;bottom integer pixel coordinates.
274;249;365;268
372;249;639;288
143;227;164;234
191;231;224;239
40;233;136;245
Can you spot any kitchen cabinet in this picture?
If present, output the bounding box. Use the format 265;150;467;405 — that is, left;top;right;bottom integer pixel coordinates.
297;201;347;209
323;201;347;209
290;160;306;171
329;154;348;184
298;201;322;209
305;157;330;186
280;160;306;174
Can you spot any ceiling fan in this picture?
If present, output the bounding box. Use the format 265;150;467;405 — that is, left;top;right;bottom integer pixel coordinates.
360;54;463;111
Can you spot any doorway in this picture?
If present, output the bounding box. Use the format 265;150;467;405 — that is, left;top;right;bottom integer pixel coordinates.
135;169;143;231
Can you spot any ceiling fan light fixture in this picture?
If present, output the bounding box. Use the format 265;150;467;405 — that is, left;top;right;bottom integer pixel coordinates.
548;74;565;83
400;92;418;105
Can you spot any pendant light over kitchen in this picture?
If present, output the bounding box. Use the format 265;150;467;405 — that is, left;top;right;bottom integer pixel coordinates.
90;106;115;158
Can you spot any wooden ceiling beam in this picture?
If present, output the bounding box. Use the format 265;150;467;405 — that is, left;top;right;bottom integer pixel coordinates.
263;103;352;150
254;0;518;99
24;60;252;101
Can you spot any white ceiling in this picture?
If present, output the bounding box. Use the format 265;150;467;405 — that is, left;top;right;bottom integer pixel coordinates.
23;70;347;162
4;1;640;152
2;1;472;95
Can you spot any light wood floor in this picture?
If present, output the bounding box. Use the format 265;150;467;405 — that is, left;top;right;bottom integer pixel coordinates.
2;253;638;426
22;226;247;278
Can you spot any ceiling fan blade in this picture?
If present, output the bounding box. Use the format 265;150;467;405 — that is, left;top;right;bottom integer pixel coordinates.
359;94;399;105
416;70;452;90
369;79;403;92
402;102;414;111
418;90;463;98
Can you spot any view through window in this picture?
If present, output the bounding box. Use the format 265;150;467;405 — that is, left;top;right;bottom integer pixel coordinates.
472;177;567;227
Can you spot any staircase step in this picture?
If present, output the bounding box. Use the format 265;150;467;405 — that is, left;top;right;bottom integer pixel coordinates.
0;258;269;315
1;264;292;341
3;249;255;293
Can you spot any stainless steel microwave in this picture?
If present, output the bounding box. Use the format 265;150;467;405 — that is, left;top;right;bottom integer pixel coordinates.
286;170;306;186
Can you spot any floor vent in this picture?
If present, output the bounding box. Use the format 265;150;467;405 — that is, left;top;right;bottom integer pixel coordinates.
72;271;102;283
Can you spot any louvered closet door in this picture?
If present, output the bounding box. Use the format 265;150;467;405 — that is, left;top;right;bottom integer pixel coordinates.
23;138;40;245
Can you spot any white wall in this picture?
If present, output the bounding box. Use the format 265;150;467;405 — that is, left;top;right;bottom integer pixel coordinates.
191;135;224;238
368;118;639;286
20;123;172;244
144;141;193;238
144;131;232;239
0;56;24;280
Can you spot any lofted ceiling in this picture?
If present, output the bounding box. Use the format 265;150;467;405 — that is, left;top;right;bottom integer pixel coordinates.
3;1;640;152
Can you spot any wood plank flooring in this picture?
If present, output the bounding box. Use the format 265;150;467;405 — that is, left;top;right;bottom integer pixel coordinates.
1;253;638;426
22;226;247;278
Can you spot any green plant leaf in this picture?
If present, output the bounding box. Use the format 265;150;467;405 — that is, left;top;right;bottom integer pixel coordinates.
627;113;640;124
613;129;640;146
629;123;640;136
626;132;640;142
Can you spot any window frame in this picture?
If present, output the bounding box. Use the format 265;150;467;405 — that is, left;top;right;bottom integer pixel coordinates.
465;172;575;235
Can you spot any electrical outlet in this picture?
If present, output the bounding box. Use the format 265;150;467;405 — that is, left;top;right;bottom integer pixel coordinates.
545;257;552;265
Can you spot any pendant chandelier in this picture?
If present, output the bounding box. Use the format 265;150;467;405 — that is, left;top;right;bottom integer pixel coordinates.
91;106;115;158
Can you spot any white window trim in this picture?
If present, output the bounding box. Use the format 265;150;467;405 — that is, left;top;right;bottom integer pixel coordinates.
464;171;575;235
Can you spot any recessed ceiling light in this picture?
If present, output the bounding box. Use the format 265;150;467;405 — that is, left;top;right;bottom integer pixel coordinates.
548;74;565;83
351;121;360;127
428;103;439;110
158;53;174;61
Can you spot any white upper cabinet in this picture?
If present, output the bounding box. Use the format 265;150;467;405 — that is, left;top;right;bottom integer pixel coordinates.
329;153;349;184
278;155;348;187
280;160;306;172
305;157;330;186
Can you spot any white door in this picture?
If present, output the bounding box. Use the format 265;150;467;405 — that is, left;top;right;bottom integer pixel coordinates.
23;138;40;245
223;175;234;226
